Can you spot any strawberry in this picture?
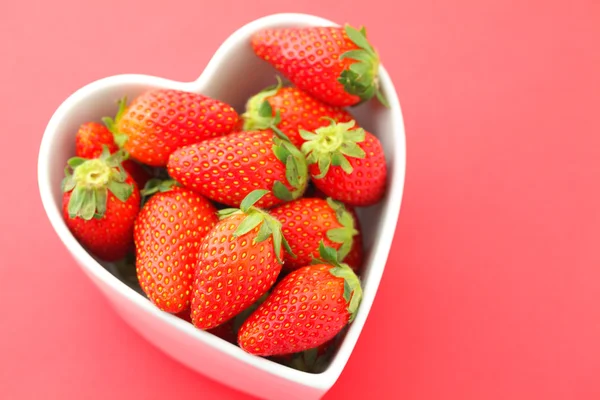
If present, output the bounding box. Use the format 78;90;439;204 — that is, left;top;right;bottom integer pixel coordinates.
62;147;141;261
190;190;292;330
270;197;358;271
167;130;308;208
241;78;354;147
75;121;152;189
301;119;386;206
134;181;218;313
75;122;119;158
103;89;239;167
251;25;387;107
238;243;362;356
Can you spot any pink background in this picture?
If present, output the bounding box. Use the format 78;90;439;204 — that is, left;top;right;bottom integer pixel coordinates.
2;0;600;398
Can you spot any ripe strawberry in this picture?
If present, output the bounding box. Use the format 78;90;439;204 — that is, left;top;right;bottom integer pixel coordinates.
167;130;308;208
62;147;141;261
251;25;387;107
270;197;358;270
238;244;362;356
75;121;152;189
301;119;386;206
75;122;119;158
241;79;354;147
103;89;239;167
134;182;218;313
190;190;292;330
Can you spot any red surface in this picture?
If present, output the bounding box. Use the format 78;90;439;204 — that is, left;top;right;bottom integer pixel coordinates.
2;0;600;399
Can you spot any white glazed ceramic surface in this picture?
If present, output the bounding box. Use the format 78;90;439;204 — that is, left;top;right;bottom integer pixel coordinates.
37;13;406;400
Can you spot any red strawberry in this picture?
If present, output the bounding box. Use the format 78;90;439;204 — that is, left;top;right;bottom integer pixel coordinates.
241;79;354;147
190;190;292;330
270;197;358;271
62;148;141;261
301;119;386;206
167;130;308;208
134;182;218;313
75;122;119;158
75;121;152;189
251;25;387;107
103;89;239;167
238;244;362;356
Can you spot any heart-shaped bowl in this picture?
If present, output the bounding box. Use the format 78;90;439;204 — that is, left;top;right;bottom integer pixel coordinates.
37;12;406;400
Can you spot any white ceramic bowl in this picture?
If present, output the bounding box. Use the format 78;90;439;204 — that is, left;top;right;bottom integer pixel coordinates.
37;13;406;400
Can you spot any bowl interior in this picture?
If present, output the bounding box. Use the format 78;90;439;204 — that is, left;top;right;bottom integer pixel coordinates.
38;12;404;386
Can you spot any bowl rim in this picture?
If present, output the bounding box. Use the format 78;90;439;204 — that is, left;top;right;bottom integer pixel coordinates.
37;12;407;391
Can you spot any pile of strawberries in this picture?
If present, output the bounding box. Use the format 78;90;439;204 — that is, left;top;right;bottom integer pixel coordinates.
61;23;388;371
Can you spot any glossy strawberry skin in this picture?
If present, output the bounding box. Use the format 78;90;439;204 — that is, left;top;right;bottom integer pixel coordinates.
254;87;354;147
134;187;218;313
63;176;141;261
310;131;386;206
270;198;346;270
75;122;151;189
167;130;297;208
191;214;282;330
117;89;239;167
238;264;349;356
252;27;361;107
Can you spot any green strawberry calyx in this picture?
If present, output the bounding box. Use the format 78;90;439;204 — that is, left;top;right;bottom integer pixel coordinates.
271;136;309;202
313;242;363;323
242;77;300;144
242;77;283;132
62;146;134;220
102;96;129;148
140;178;180;197
140;178;181;204
325;198;359;260
217;190;295;265
339;24;389;107
300;119;366;179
